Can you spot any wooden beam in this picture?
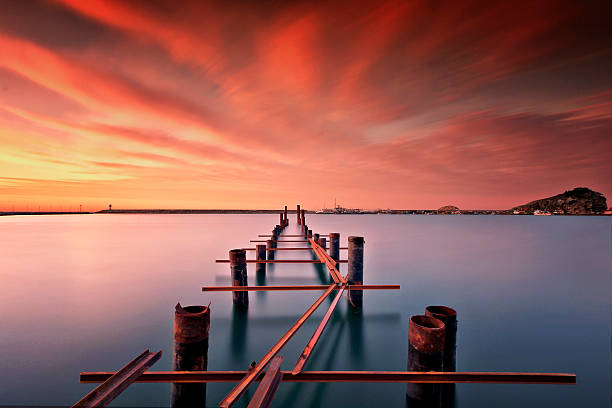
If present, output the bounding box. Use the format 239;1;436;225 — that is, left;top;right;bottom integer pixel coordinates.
310;239;347;284
246;356;283;408
250;240;311;243
218;284;338;408
73;350;161;408
81;370;576;385
202;285;401;292
241;247;348;251
292;285;346;374
215;259;349;264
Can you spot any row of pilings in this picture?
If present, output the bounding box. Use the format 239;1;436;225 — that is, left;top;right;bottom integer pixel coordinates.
170;205;458;408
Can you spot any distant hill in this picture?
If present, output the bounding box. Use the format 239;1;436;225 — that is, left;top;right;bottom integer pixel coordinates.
511;187;607;214
437;205;459;214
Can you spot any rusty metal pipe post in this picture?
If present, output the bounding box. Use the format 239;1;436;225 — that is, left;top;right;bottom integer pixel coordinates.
256;244;267;275
301;209;305;227
172;303;210;407
266;239;274;260
347;236;364;307
229;249;248;308
297;205;301;224
279;213;284;229
406;315;445;407
318;237;327;251
313;233;319;242
426;306;457;408
307;229;312;239
284;206;288;226
329;233;340;278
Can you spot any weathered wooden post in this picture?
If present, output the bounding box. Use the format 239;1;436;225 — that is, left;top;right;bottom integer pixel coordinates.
297;205;301;224
307;229;312;238
301;209;306;226
313;233;319;242
425;306;456;371
406;315;445;407
266;239;274;260
229;249;248;308
329;233;340;261
318;236;326;251
172;303;210;407
256;244;267;274
284;206;288;225
426;305;457;408
347;236;364;307
279;213;284;229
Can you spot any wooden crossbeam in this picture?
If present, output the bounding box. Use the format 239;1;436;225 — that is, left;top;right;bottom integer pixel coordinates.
259;234;324;237
250;240;311;243
246;356;284;408
240;247;348;251
215;259;348;264
81;371;576;385
202;285;400;292
293;285;346;374
219;284;339;408
73;350;161;408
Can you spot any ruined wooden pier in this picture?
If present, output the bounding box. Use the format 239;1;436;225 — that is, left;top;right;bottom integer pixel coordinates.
74;204;575;407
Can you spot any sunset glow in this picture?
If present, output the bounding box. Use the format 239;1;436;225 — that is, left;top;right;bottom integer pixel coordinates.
1;0;611;210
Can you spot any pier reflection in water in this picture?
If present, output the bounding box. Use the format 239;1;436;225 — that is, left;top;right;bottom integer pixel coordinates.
0;214;608;407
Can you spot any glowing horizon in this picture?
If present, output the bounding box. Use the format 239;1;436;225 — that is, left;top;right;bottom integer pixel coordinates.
1;0;611;211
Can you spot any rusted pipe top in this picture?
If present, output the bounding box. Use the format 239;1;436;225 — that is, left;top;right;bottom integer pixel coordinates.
174;303;210;343
329;233;340;239
409;315;445;354
229;249;246;265
348;236;364;245
425;305;457;323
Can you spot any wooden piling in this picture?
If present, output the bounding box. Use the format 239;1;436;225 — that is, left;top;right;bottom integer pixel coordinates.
347;236;364;307
426;305;457;408
256;244;267;275
284;206;288;224
266;240;274;260
301;209;305;226
313;233;319;242
329;233;340;261
318;237;326;251
406;315;445;407
279;213;284;228
307;229;312;239
172;303;210;407
230;250;248;307
297;205;301;224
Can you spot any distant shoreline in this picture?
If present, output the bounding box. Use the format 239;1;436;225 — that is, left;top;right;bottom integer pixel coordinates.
1;209;609;216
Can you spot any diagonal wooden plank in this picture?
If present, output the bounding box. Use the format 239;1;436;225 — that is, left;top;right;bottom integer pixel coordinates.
81;370;577;384
72;350;161;408
292;285;346;374
246;356;284;408
219;284;338;408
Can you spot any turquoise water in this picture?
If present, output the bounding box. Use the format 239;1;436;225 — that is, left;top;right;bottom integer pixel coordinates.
0;214;610;407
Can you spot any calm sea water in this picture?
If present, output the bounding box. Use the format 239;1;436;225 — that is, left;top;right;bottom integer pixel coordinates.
0;214;610;407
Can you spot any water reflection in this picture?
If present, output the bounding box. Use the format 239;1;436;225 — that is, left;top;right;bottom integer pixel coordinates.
231;305;249;362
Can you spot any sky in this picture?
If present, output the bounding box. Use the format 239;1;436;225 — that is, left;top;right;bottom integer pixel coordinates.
0;0;611;211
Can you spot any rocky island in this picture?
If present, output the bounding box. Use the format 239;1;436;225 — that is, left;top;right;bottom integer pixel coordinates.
510;187;607;215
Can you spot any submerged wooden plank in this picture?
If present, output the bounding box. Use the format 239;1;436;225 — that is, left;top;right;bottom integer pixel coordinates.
73;350;161;408
292;285;346;374
81;370;576;385
202;285;400;292
219;284;338;408
246;356;284;408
